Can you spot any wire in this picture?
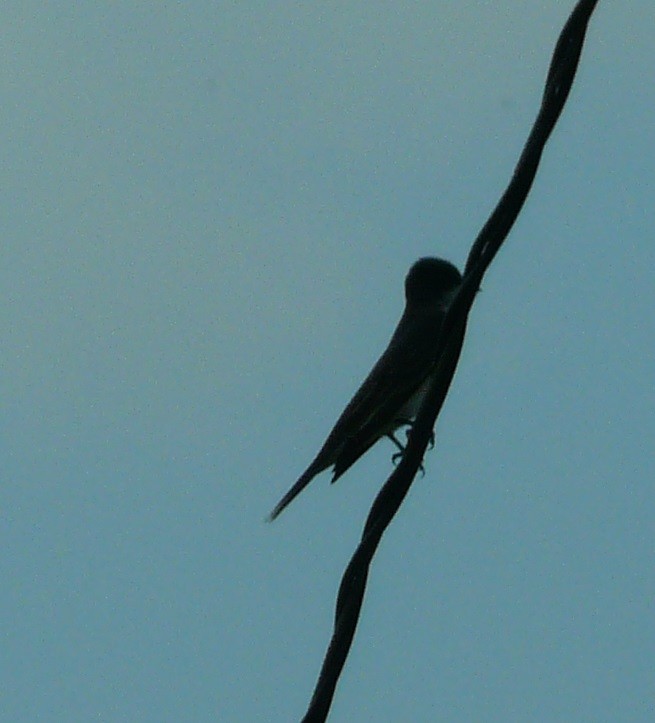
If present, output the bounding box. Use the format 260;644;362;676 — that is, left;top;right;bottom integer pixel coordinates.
299;2;601;720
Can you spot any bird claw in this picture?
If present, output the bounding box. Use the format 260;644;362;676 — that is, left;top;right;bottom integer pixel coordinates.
392;451;425;475
388;423;434;474
391;449;425;477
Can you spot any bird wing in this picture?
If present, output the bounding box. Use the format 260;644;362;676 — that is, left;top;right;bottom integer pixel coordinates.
326;306;445;481
268;305;445;520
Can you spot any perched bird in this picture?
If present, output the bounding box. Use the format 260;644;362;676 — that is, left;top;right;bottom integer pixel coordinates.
268;257;462;520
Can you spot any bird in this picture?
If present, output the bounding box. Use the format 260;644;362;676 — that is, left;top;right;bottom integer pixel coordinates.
268;257;462;520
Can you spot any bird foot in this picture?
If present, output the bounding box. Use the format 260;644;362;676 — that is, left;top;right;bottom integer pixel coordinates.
388;424;433;475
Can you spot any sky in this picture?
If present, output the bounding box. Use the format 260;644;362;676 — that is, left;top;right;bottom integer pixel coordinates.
2;2;654;721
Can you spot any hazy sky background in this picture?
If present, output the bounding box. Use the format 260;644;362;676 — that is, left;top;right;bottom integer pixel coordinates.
3;2;654;721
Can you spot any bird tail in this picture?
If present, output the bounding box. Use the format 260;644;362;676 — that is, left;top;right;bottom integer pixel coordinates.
267;461;323;521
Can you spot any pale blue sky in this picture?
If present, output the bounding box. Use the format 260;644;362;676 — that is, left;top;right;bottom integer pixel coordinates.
3;2;654;721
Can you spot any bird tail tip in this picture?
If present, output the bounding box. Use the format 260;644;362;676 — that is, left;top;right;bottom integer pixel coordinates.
266;465;320;522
